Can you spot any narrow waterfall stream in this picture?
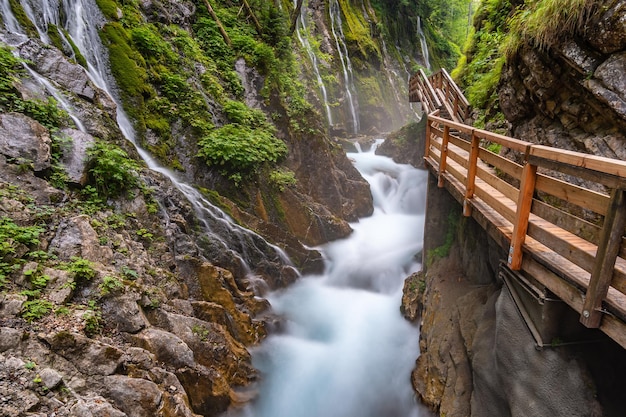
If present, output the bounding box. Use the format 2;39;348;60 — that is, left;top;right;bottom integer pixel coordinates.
230;141;432;417
416;17;431;71
294;0;334;127
1;0;293;282
329;0;360;134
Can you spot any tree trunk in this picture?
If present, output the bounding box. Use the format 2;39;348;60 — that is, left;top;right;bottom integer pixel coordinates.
242;0;263;34
203;0;231;46
289;0;304;35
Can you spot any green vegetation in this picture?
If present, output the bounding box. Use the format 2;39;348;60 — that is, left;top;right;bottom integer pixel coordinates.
83;300;103;336
21;299;54;322
99;275;123;296
0;46;69;131
269;168;297;191
86;141;140;199
426;209;460;267
503;0;595;55
0;217;45;288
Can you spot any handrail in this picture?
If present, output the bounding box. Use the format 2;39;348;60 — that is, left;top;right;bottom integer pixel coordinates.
409;69;471;123
424;115;626;333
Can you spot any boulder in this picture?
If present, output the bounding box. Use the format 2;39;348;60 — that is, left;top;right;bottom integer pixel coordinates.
44;331;124;375
102;294;147;334
129;328;195;369
19;39;97;102
104;375;162;417
59;128;96;185
0;113;51;171
49;215;113;263
586;0;626;54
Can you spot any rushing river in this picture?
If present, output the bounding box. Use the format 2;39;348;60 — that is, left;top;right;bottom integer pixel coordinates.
230;140;432;417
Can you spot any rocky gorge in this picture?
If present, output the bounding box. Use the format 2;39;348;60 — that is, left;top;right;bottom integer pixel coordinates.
0;0;447;415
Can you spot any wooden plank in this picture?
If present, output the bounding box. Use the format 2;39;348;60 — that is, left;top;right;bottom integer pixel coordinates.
581;189;626;328
428;115;474;135
478;148;523;179
530;155;626;190
530;145;626;179
509;163;538;270
532;199;601;245
448;134;471;153
464;132;480;216
535;173;610;216
474;129;531;153
475;182;517;224
477;165;519;202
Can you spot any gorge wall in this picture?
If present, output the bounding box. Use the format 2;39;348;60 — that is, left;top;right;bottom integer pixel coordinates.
402;1;626;415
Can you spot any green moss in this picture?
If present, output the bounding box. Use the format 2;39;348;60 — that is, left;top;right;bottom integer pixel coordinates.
99;22;151;130
426;209;460;268
46;24;65;52
95;0;120;20
7;0;38;38
61;28;88;68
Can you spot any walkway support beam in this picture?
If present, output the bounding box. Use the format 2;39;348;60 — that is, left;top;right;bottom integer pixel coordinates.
581;188;626;328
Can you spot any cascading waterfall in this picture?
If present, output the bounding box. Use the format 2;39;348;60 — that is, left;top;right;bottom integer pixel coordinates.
293;0;333;126
329;0;360;134
1;0;294;281
416;16;431;71
229;141;433;417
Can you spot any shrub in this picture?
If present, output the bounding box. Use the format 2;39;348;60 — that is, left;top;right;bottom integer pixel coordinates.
86;142;140;199
22;299;54;322
197;124;287;183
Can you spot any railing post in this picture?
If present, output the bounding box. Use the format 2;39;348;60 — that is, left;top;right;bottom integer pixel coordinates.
424;116;432;161
463;130;479;216
437;124;450;188
508;160;537;270
580;188;626;328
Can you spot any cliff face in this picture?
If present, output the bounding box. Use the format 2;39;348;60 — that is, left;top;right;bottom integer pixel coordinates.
405;1;626;416
403;175;626;417
499;1;626;162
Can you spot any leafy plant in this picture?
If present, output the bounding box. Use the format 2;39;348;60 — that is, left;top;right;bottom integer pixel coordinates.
197;124;287;184
22;299;54;322
86;141;140;199
269;168;297;191
60;257;97;289
83;300;103;336
99;275;123;296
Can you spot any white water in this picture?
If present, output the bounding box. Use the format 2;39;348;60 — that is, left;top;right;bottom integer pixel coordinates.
230;142;432;417
2;0;293;278
294;0;333;126
329;0;360;134
416;16;431;71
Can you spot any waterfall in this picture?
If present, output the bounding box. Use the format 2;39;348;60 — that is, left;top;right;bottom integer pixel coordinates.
416;16;430;71
228;142;433;417
24;67;87;132
329;0;360;135
1;0;294;281
293;0;333;126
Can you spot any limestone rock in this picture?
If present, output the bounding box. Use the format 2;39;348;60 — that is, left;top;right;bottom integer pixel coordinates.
0;328;22;352
130;327;196;369
59;128;96;185
587;0;626;54
49;215;113;263
44;331;124;375
39;367;63;389
0;113;51;171
19;39;97;102
104;375;162;417
0;294;27;319
102;294;147;334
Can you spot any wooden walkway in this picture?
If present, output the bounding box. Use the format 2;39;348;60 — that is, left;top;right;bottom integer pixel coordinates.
409;69;626;349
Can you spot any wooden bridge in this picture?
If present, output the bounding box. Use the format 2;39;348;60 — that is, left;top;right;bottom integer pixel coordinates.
409;69;626;349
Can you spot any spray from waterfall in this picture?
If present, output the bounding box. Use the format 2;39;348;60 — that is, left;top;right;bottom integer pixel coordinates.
1;0;295;282
329;0;360;135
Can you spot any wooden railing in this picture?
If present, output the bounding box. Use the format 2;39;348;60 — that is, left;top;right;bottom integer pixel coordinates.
425;114;626;344
409;68;470;123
